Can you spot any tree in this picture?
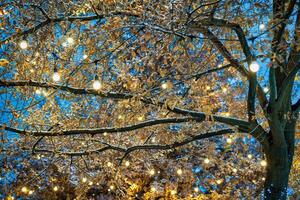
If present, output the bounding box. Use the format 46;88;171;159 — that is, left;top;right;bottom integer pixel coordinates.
0;0;299;199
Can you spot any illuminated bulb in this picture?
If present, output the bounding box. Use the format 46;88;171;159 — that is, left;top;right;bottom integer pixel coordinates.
247;154;253;159
151;187;156;192
204;158;210;164
260;160;267;167
262;177;266;181
151;137;156;143
107;162;112;167
28;190;34;195
194;187;199;192
176;169;183;175
137;116;144;121
118;115;124;120
103;132;107;136
109;185;115;190
222;87;227;93
225;112;230;117
161;82;168;89
226;138;233;144
259;24;265;31
92;75;101;90
233;168;237;173
52;72;60;82
125;161;130;167
19;40;28;49
62;42;67;47
89;181;93;186
83;54;88;59
171;190;177;195
53;186;58;192
263;87;269;93
206;86;211;90
149;169;155;175
21;187;28;193
67;37;74;44
249;61;259;72
216;179;223;184
82;177;87;183
35;89;41;95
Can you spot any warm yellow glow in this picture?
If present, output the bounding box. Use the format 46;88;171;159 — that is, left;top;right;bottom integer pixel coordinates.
260;160;267;167
103;132;108;136
176;169;183;175
194;187;199;192
28;190;34;195
151;187;156;192
19;40;28;49
125;161;130;167
171;190;177;195
204;158;210;164
88;181;93;186
137;116;144;121
206;86;211;90
259;24;265;31
83;54;88;59
249;61;259;72
149;169;155;175
21;187;28;193
233;168;237;173
109;185;115;190
247;154;253;159
161;82;169;89
82;177;87;183
67;37;74;44
35;89;41;95
52;72;60;82
53;186;58;192
216;179;223;184
107;162;112;167
93;80;102;90
226;138;233;144
263;87;269;93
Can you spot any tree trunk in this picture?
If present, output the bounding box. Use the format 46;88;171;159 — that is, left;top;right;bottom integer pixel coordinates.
264;144;290;200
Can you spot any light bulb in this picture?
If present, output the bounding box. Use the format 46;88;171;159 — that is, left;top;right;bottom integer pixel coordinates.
259;24;265;31
109;185;115;190
93;76;101;90
137;116;144;121
171;190;177;195
89;181;93;186
194;187;199;192
125;161;130;167
216;179;223;184
263;87;269;93
21;186;28;193
19;40;28;49
52;72;60;82
28;190;34;195
260;160;267;167
107;162;112;167
222;87;227;93
53;186;58;191
35;89;41;95
247;154;253;159
161;82;168;89
82;177;87;183
249;61;259;72
226;138;232;144
67;37;74;44
83;54;88;59
151;187;156;192
149;169;155;175
233;168;237;173
176;169;183;175
204;158;210;164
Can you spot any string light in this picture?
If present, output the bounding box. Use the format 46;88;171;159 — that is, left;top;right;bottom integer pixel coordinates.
28;190;34;195
149;169;155;175
233;168;237;173
226;138;233;144
260;160;267;167
89;181;93;186
52;67;60;82
21;186;28;193
107;162;112;167
206;86;211;90
247;154;253;159
176;169;183;175
263;87;269;93
259;24;265;31
103;132;107;136
35;89;41;95
151;187;156;192
19;40;28;49
82;177;87;183
125;161;130;167
161;82;169;90
204;158;210;164
171;190;177;195
83;54;88;59
92;75;101;90
249;61;260;72
216;179;223;184
109;185;115;190
53;186;58;192
137;116;144;121
67;37;74;45
222;87;227;93
194;187;199;192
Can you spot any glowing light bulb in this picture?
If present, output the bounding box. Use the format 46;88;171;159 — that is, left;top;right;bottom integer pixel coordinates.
226;138;233;144
216;179;223;184
53;186;58;191
19;40;28;49
21;186;28;193
171;190;177;195
260;160;267;167
151;187;156;192
67;37;74;44
259;24;265;31
247;154;253;159
109;185;115;190
93;75;101;90
89;181;93;186
83;54;88;59
35;89;41;95
161;82;168;89
125;161;130;167
194;187;199;192
82;177;87;183
107;162;112;167
204;158;210;164
176;169;183;175
263;87;269;93
222;87;227;93
233;168;237;173
28;190;34;195
52;72;60;82
249;61;259;72
103;132;107;136
206;86;211;90
137;116;144;121
149;169;155;175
